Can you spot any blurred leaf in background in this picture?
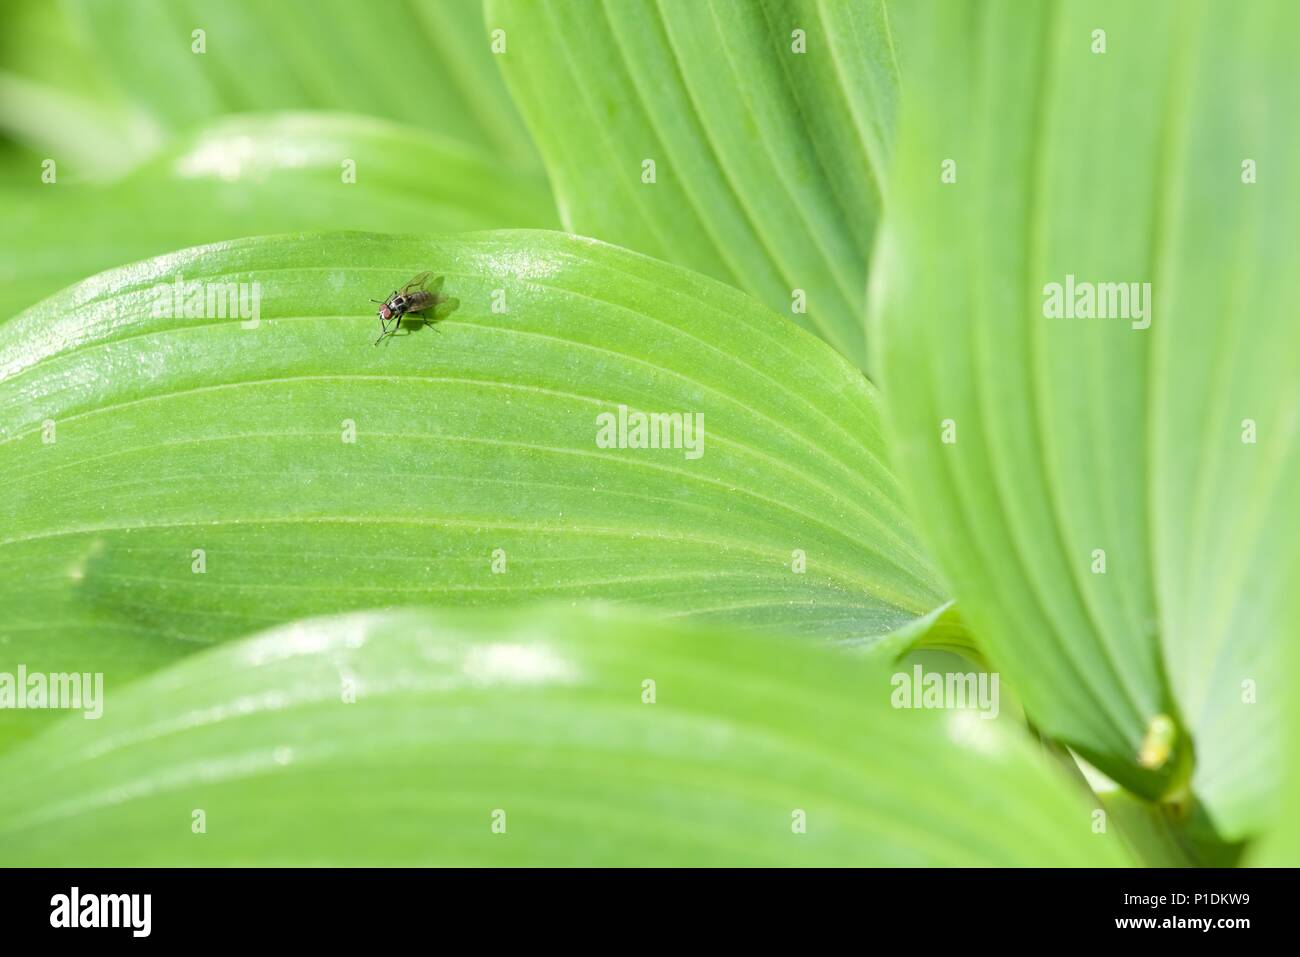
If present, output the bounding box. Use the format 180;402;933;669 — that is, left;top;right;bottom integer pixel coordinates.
0;0;552;320
1252;583;1300;865
26;0;537;171
0;604;1132;866
0;112;556;318
0;0;155;176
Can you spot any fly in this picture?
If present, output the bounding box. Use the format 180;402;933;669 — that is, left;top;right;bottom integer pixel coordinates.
371;272;454;345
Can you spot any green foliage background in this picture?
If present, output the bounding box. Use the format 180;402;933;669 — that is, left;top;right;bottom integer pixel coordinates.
0;0;1295;866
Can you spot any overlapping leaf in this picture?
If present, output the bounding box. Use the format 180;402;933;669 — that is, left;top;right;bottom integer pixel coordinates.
872;0;1300;836
488;0;899;366
0;229;945;748
59;0;536;164
0;112;555;320
0;604;1130;866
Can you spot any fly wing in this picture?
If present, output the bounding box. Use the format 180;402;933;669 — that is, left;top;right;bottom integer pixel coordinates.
400;271;432;294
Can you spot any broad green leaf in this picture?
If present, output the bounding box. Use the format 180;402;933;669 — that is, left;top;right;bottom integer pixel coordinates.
872;0;1300;837
488;0;899;367
0;112;556;319
0;604;1131;866
0;229;945;748
60;0;537;163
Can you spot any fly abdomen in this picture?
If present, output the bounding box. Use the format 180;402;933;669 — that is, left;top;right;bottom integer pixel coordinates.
404;291;436;313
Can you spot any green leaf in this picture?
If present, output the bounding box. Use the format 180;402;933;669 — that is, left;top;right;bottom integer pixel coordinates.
0;0;154;175
60;0;537;163
0;112;557;320
852;601;982;663
0;229;945;747
871;0;1300;837
1095;788;1240;868
0;604;1131;865
1251;588;1300;866
487;0;899;366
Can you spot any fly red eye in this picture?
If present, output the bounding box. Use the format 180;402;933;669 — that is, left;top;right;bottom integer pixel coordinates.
379;304;392;320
